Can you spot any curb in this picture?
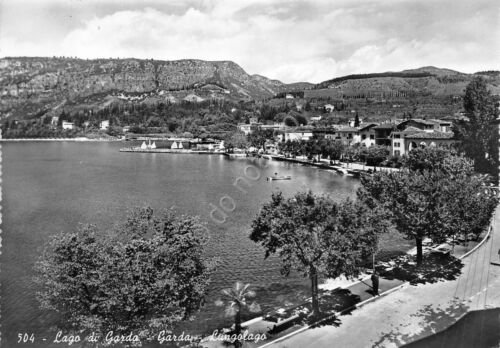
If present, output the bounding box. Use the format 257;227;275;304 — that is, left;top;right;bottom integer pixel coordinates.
257;282;407;348
256;216;496;348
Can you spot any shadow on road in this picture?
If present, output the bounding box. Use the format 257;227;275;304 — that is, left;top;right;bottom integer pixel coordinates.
377;253;464;285
373;299;470;347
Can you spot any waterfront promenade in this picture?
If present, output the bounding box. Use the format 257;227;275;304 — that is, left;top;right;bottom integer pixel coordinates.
265;204;500;348
200;204;500;348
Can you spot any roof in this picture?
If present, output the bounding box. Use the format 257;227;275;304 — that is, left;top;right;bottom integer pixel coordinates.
428;118;452;125
337;127;359;132
358;123;378;131
404;131;455;140
400;126;422;134
400;119;437;126
374;123;397;130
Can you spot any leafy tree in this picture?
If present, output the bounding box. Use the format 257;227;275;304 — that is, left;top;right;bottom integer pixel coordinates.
323;140;345;163
354;112;360;127
454;76;499;175
284;116;298;127
248;128;274;152
359;169;448;265
361;145;390;167
250;191;383;315
34;207;217;341
225;132;249;152
215;282;261;347
402;147;451;172
295;114;308;126
359;148;496;265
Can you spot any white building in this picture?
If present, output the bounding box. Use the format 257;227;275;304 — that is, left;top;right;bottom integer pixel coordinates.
62;121;74;130
324;104;335;112
100;120;110;130
358;123;378;147
283;128;313;142
183;94;205;103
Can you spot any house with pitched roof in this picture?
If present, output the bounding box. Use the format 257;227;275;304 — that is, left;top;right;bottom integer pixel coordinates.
391;125;456;156
358;123;378;147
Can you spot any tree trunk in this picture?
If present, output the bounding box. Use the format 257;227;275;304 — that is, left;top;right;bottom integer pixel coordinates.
416;237;423;266
234;305;242;348
310;266;320;316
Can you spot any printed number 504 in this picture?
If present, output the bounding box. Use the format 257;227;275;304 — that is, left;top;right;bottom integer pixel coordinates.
17;333;35;343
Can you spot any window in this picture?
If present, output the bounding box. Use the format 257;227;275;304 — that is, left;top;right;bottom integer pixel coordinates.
362;134;367;140
393;134;400;138
370;134;374;140
395;150;401;156
394;142;400;148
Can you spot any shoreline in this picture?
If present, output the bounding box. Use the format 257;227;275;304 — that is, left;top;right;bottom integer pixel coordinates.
0;137;120;142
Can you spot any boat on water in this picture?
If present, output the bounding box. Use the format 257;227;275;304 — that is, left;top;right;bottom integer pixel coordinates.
267;175;292;181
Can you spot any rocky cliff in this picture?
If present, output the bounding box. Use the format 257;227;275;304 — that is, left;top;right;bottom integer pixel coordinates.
0;57;293;119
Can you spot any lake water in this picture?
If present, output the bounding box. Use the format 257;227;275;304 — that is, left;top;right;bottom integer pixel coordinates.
1;142;361;346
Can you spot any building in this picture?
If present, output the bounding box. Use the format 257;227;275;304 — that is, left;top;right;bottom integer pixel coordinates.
260;122;286;131
336;127;360;145
183;94;205;103
391;128;456;156
62;121;74;130
324;104;335;113
283;127;314;142
51;116;59;126
373;123;397;146
195;140;224;152
310;116;322;123
100;120;110;130
312;127;337;139
237;117;266;135
358;123;378;147
285;94;294;99
396;119;451;132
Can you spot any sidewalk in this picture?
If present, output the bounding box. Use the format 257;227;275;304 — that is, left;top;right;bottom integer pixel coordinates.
200;211;494;348
265;205;500;348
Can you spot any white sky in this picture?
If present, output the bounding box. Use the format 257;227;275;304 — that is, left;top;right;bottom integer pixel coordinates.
0;0;498;83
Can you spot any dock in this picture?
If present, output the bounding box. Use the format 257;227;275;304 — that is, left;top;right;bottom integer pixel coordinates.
119;148;224;154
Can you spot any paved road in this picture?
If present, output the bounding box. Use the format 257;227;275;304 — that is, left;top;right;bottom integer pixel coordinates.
267;206;500;348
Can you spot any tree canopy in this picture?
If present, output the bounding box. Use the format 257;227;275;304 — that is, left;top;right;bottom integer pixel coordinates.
454;76;499;175
358;148;497;265
250;191;385;315
34;207;217;340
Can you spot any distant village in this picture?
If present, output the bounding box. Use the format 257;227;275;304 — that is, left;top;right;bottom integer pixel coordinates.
237;114;455;158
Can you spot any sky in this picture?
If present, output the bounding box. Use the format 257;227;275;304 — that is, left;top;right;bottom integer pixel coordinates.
0;0;498;83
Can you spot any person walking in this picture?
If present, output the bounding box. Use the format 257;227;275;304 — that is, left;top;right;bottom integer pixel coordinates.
371;271;380;296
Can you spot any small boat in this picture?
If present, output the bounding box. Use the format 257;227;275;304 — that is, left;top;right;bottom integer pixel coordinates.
267;175;292;181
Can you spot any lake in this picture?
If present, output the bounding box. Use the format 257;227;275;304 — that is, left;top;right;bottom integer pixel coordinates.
1;141;362;346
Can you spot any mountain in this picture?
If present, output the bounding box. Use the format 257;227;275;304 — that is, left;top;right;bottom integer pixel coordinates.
309;66;500;99
0;57;302;120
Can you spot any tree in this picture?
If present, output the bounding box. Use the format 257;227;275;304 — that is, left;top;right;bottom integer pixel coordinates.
34;207;217;341
361;145;390;167
454;76;499;175
359;148;497;265
359;169;448;265
248;128;274;152
323;140;345;163
225;132;249;152
250;191;383;316
215;282;261;347
354;112;360;127
402;147;451;172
